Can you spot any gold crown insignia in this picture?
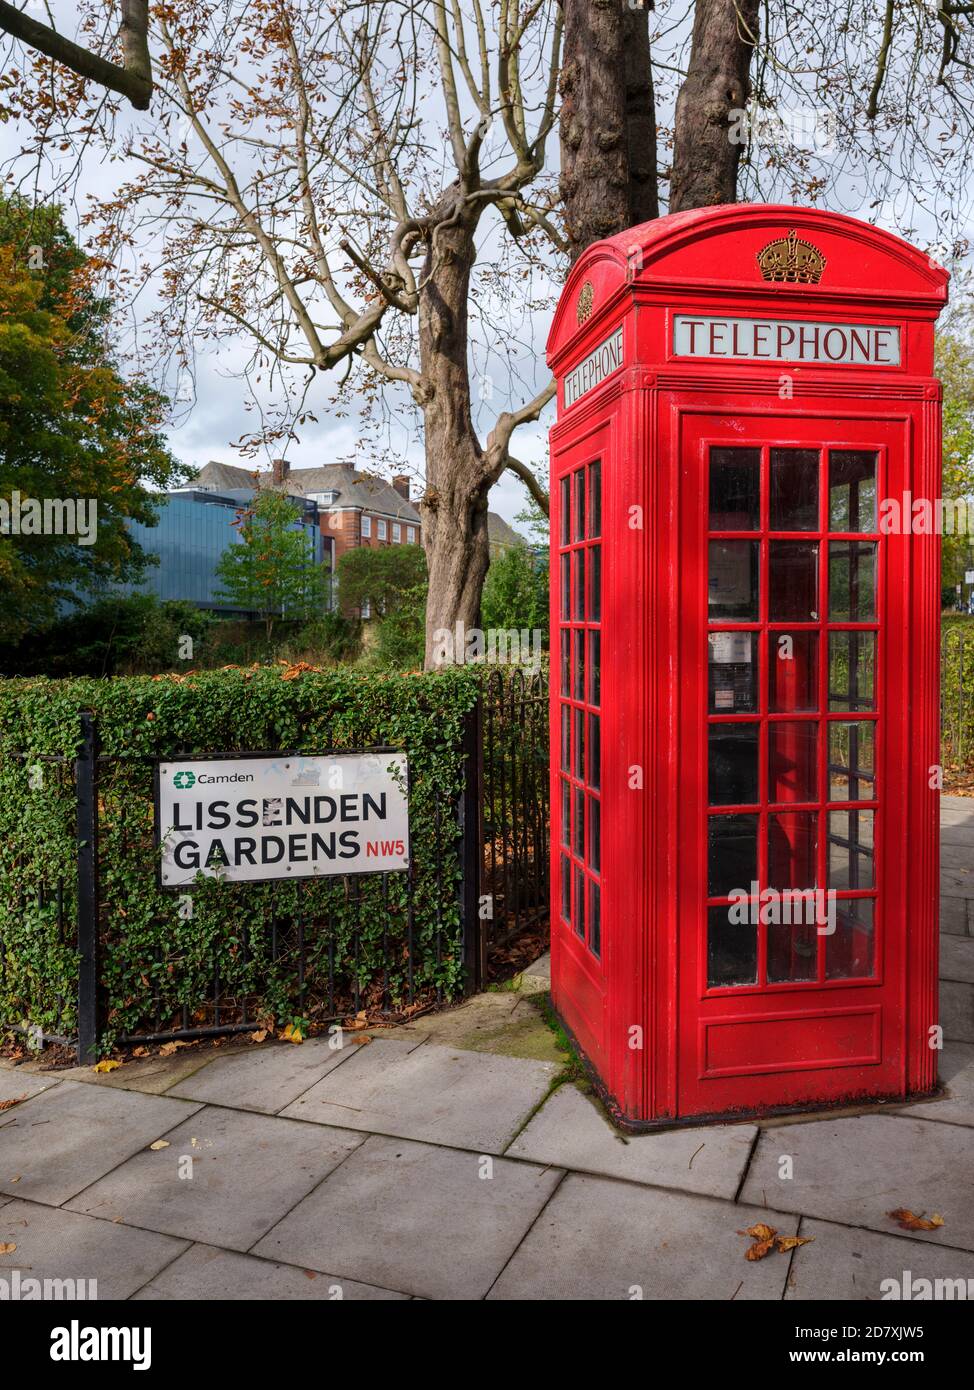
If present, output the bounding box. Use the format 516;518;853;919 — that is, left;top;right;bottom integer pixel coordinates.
576;280;594;325
757;229;826;285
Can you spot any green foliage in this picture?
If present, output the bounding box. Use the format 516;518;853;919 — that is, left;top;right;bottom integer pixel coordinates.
942;615;974;769
372;583;427;669
0;196;185;641
0;595;214;677
0;666;482;1050
481;542;549;640
937;329;974;587
215;489;330;638
336;543;427;618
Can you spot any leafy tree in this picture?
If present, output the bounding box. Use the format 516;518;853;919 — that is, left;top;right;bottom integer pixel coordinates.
214;488;329;640
336;545;428;621
0;199;183;643
0;594;213;677
937;328;974;595
482;543;548;641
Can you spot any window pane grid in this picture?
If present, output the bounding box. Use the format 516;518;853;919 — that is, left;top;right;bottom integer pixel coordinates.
705;443;881;991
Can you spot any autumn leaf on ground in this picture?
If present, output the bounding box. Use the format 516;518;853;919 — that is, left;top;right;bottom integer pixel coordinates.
149;1140;170;1151
345;1010;369;1031
775;1235;814;1252
158;1041;188;1057
739;1223;777;1242
249;1029;268;1044
745;1238;776;1261
282;1023;304;1044
0;1094;29;1111
0;1243;16;1256
93;1059;121;1073
887;1208;945;1232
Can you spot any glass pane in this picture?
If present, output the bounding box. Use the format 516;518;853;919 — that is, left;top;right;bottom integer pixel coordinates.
589;796;601;872
573;549;585;620
560;554;570;621
590;460;602;538
574;864;585;939
561;704;570;772
709;447;760;530
708;904;757;987
560;853;570;923
770;631;818;712
573;707;584;780
826;897;875;979
588;631;601;706
560;477;570;545
769;722;818;804
828;721;876;801
768;810;817;890
770;448;819;531
708;814;758;897
573;628;585;701
769;541;819;621
709;541;759;620
573;785;585;856
590;880;601;958
829;541;877;621
767;902;819;984
708;723;759;806
588;713;601;790
830;451;877;532
829;631;876;711
574;468;586;541
708;631;759;713
561;779;570;847
590;546;601;621
828;809;875;889
560;629;570;696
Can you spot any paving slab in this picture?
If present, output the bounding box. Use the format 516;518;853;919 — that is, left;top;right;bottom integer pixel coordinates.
65;1105;364;1252
506;1082;757;1198
941;897;970;936
941;821;974;846
54;1050;217;1096
167;1036;356;1113
131;1242;410;1300
0;1199;188;1301
940;935;974;984
939;796;974;825
940;979;974;1043
896;1043;974;1129
520;951;551;993
487;1173;797;1300
940;842;974;872
741;1114;974;1251
280;1038;559;1153
784;1216;974;1300
941;866;974;897
253;1133;562;1300
0;1081;202;1206
0;1067;61;1106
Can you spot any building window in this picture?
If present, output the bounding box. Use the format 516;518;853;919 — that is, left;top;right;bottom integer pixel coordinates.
392;522;402;543
361;515;372;539
377;519;387;540
407;526;416;544
361;598;371;619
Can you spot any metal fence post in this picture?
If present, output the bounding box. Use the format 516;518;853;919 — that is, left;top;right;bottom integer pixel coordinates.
76;712;99;1063
458;697;484;995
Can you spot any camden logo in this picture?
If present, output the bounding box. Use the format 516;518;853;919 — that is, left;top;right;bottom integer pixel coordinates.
173;771;196;789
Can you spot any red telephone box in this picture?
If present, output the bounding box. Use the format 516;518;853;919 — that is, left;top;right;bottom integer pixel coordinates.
547;204;947;1127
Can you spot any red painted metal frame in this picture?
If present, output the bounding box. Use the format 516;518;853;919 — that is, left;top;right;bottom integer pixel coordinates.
546;205;946;1127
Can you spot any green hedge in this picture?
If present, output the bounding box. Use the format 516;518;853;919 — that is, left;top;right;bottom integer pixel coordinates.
942;616;974;769
0;665;481;1051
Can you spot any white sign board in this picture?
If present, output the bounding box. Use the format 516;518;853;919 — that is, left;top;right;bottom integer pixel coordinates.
673;315;900;366
564;326;624;408
966;570;974;584
156;752;409;885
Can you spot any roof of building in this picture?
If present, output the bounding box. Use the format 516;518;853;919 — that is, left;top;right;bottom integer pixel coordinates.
190;461;422;523
487;511;527;548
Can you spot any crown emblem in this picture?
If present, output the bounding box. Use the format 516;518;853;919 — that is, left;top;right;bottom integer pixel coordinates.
576;280;594;325
757;229;826;285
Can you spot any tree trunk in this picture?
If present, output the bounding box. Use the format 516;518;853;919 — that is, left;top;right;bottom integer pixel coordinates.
669;0;759;214
418;200;492;668
559;0;658;263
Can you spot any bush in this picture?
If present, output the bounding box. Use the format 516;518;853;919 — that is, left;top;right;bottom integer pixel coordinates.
0;665;481;1050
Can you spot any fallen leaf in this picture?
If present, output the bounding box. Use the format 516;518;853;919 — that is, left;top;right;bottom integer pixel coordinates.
282;1024;304;1044
745;1239;775;1261
742;1223;777;1242
0;1094;29;1111
887;1208;945;1232
158;1041;188;1057
249;1029;268;1044
133;1047;150;1058
775;1235;814;1252
149;1140;170;1151
0;1243;16;1255
93;1059;120;1073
